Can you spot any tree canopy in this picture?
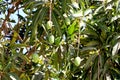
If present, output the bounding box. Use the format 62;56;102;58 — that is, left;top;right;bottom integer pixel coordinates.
0;0;120;80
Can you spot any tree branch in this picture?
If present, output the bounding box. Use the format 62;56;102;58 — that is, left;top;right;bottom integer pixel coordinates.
1;0;22;34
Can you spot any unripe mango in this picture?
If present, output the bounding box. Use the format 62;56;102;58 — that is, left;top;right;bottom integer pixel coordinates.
47;20;53;29
49;34;54;44
74;56;81;66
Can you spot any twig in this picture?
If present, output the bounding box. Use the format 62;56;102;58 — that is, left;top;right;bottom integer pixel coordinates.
1;0;22;34
98;50;100;80
49;0;52;21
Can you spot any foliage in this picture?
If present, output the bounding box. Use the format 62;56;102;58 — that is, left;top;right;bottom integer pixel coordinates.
0;0;120;80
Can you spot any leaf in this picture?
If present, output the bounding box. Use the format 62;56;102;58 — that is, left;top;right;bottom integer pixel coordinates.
10;20;16;23
112;41;120;56
20;73;30;80
3;62;12;72
106;33;117;44
111;15;120;22
32;71;43;80
19;54;30;63
72;10;83;18
10;31;18;45
81;47;97;52
93;70;100;80
85;41;99;47
55;37;61;46
0;44;4;63
32;1;44;8
79;0;86;10
61;0;67;12
84;8;92;16
72;2;79;9
30;7;48;42
10;44;27;49
84;54;98;69
100;28;107;40
8;72;20;80
116;0;120;13
94;6;103;15
54;7;65;22
84;22;98;37
110;67;120;75
1;74;9;80
51;52;59;70
68;20;77;35
52;12;62;36
101;64;109;79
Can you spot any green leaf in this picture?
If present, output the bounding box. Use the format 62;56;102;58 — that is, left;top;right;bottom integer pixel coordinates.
3;62;12;72
84;23;98;37
55;37;61;46
8;72;20;80
84;54;98;69
68;20;77;35
0;44;4;63
61;0;67;12
9;44;27;49
20;73;30;80
54;7;65;21
30;7;48;43
110;67;120;75
52;12;62;36
51;52;59;70
81;47;97;52
0;62;3;70
10;31;18;45
85;41;99;47
79;0;86;10
19;54;30;63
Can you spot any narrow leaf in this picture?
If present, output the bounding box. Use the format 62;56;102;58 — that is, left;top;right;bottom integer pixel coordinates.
68;20;77;35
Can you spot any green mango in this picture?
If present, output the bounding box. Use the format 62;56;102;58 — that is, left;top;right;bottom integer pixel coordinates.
74;56;81;66
48;35;55;44
47;20;53;30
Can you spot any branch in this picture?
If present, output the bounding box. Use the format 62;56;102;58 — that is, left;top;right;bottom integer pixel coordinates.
1;0;22;34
